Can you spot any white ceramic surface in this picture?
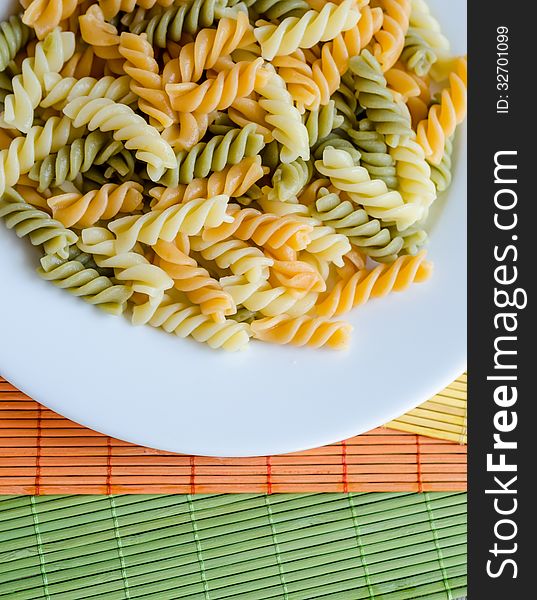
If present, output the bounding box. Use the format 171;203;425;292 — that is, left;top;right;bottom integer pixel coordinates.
0;0;466;456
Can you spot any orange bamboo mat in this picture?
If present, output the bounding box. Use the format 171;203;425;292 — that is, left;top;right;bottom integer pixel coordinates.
0;376;466;495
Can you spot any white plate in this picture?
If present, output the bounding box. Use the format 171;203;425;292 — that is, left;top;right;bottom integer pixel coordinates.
0;0;466;456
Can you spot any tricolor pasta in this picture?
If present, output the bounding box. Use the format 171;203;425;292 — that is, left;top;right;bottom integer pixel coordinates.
0;0;465;350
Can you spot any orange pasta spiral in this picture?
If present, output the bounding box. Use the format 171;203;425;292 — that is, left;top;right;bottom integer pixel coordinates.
228;97;273;142
316;250;432;317
372;0;411;72
165;59;265;115
162;13;255;83
60;45;105;79
416;56;467;164
269;259;326;293
153;238;235;321
22;0;82;39
98;0;174;20
119;32;177;129
149;157;266;210
251;315;352;349
202;205;313;251
385;64;421;101
79;5;123;74
47;182;144;228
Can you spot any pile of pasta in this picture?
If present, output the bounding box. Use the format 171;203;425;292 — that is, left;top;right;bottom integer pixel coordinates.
0;0;466;351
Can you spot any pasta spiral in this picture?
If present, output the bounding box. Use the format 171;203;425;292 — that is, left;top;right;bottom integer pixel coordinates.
0;15;33;73
28;132;128;192
390;137;436;210
130;0;228;48
0;116;77;197
255;66;309;163
4;29;75;133
252;0;310;20
159;124;265;187
350;49;413;147
79;5;123;74
222;275;318;317
269;259;326;293
191;236;273;283
202;205;313;251
267;158;311;202
21;0;81;39
62;96;176;180
401;28;436;76
47;182;144;228
166;58;265;114
316;146;423;230
303;100;344;147
346;119;398;189
98;0;174;20
153;238;235;321
429;135;453;192
119;32;177;128
150;157;265;209
372;0;411;72
163;12;254;83
77;226;174;298
0;186;77;258
409;0;449;60
312;188;404;262
140;293;250;351
254;0;360;61
41;73;137;109
251;314;352;349
228;97;273;142
109;195;232;252
316;249;432;317
416;56;467;164
38;251;132;315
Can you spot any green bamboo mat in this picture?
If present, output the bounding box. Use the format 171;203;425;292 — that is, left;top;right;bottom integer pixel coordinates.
0;493;466;599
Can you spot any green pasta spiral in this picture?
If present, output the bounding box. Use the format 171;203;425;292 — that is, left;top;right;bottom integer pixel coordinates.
159;124;265;187
28;132;133;192
331;72;360;130
130;0;231;48
350;50;413;147
401;28;437;77
312;133;361;164
303;100;344;148
0;187;78;259
252;0;310;20
0;15;33;73
429;136;453;192
312;187;404;262
268;158;312;201
38;252;132;315
346;119;398;189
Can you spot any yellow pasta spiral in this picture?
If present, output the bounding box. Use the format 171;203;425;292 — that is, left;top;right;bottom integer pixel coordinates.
202;205;313;251
191;236;273;283
79;5;124;74
254;0;360;60
47;182;144;228
153;238;235;321
0;116;77;197
251;314;352;349
165;58;265;115
372;0;411;72
140;292;250;351
149;157;266;210
315;146;423;230
22;0;81;39
316;249;432;317
119;32;177;129
416;56;467;164
163;13;255;83
305;224;351;267
78;226;174;299
109;195;232;253
62;96;176;180
4;28;75;132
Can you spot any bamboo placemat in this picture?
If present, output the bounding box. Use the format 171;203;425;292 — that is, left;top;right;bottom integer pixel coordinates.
387;374;467;444
0;492;467;599
0;376;466;495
